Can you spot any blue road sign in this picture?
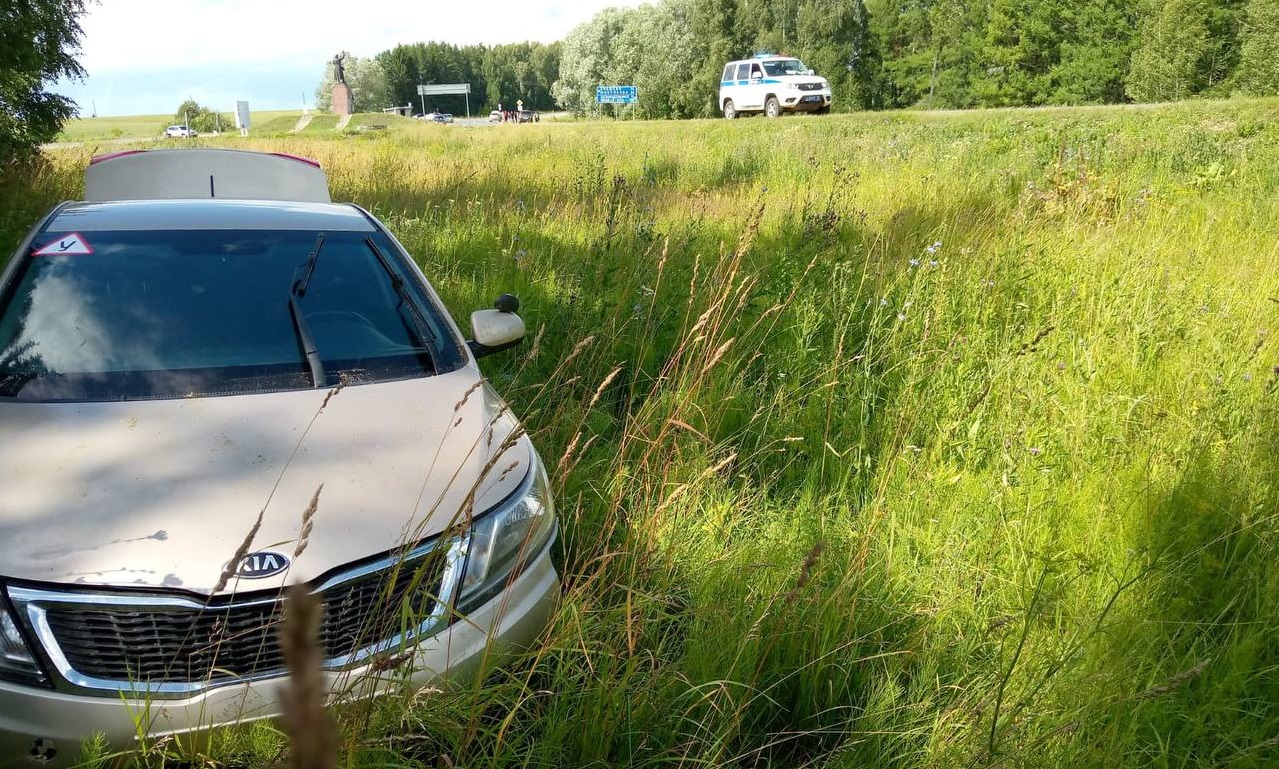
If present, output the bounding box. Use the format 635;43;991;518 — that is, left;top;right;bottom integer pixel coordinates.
596;85;638;104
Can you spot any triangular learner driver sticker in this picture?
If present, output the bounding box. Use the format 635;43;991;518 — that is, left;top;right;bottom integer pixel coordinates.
33;233;93;256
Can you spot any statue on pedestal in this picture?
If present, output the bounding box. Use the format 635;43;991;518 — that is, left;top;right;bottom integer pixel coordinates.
330;52;354;116
332;52;348;84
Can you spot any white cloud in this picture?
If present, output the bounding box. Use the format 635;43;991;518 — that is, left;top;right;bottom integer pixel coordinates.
75;0;634;74
60;0;639;114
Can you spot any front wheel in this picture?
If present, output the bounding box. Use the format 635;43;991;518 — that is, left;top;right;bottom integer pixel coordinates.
723;100;738;120
764;97;781;118
814;106;831;116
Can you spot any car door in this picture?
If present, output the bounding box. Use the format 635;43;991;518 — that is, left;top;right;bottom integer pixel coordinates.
744;63;766;109
731;63;754;109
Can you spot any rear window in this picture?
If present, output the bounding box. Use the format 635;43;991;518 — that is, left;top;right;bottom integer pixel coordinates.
0;229;459;401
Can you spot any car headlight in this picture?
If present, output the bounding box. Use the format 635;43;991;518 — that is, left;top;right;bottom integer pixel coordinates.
457;452;557;612
0;595;46;685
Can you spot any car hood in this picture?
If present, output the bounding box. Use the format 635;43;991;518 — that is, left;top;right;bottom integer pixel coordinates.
0;368;531;595
778;75;827;86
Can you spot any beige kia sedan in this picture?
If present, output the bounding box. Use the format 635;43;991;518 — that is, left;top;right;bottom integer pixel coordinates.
0;150;559;766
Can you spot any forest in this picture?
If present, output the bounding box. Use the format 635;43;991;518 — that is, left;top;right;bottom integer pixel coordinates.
315;42;562;116
319;0;1279;119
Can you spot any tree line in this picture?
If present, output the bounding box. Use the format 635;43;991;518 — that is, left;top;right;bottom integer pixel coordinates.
315;42;562;116
553;0;1279;118
320;0;1279;121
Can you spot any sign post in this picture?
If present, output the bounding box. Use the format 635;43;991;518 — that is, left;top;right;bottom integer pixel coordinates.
417;83;472;118
595;86;639;119
234;101;250;137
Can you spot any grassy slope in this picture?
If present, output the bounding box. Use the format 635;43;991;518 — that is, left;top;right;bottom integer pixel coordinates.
253;112;418;136
13;99;1279;768
55;109;303;141
54;112;174;142
252;114;307;134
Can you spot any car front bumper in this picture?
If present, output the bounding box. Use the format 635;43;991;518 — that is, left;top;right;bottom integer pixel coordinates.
781;92;832;111
0;545;559;768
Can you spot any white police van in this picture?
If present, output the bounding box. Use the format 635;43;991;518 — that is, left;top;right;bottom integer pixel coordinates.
718;54;832;119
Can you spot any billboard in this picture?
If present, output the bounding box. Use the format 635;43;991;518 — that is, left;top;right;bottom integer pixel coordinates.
415;84;473;118
234;101;250;131
417;83;471;95
596;86;638;104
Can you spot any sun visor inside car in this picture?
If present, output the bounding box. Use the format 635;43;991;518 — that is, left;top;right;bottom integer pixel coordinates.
84;149;332;203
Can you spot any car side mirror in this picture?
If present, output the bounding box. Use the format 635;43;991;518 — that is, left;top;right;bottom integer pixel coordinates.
806;69;815;76
750;72;762;80
469;293;525;358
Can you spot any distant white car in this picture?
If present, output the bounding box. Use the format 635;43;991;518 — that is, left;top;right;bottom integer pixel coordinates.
164;125;196;138
489;110;503;123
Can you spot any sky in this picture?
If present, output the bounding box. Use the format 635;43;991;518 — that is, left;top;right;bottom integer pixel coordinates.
54;0;634;117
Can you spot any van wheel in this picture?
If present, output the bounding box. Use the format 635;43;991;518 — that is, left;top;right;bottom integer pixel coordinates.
765;97;782;118
723;100;738;120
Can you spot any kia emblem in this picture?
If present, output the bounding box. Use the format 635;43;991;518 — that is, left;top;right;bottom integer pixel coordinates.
236;551;290;579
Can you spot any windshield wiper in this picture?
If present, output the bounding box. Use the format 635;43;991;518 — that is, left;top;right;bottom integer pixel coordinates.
365;237;438;351
295;232;325;297
289;233;327;388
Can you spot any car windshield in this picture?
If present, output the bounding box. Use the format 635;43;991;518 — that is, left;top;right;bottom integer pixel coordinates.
762;59;809;76
0;229;454;402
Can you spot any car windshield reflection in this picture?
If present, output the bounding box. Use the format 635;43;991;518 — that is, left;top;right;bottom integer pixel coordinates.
0;229;448;401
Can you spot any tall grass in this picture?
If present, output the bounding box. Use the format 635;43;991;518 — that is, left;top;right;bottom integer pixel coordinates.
9;98;1279;768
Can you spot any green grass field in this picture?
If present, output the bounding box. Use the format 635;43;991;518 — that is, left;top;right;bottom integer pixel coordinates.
253;113;309;134
55;109;303;142
8;98;1279;768
52;112;174;142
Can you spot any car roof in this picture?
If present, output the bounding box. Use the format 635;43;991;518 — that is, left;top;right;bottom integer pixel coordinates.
46;199;377;233
728;56;798;64
85;149;330;203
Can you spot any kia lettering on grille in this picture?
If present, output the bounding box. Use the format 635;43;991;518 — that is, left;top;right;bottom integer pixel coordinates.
236;551;290;579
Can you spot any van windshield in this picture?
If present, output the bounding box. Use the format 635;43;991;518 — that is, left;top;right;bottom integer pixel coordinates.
762;59;809;76
0;229;455;401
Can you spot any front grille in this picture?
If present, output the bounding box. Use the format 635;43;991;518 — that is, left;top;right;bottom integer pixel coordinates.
31;547;452;689
797;83;823;92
